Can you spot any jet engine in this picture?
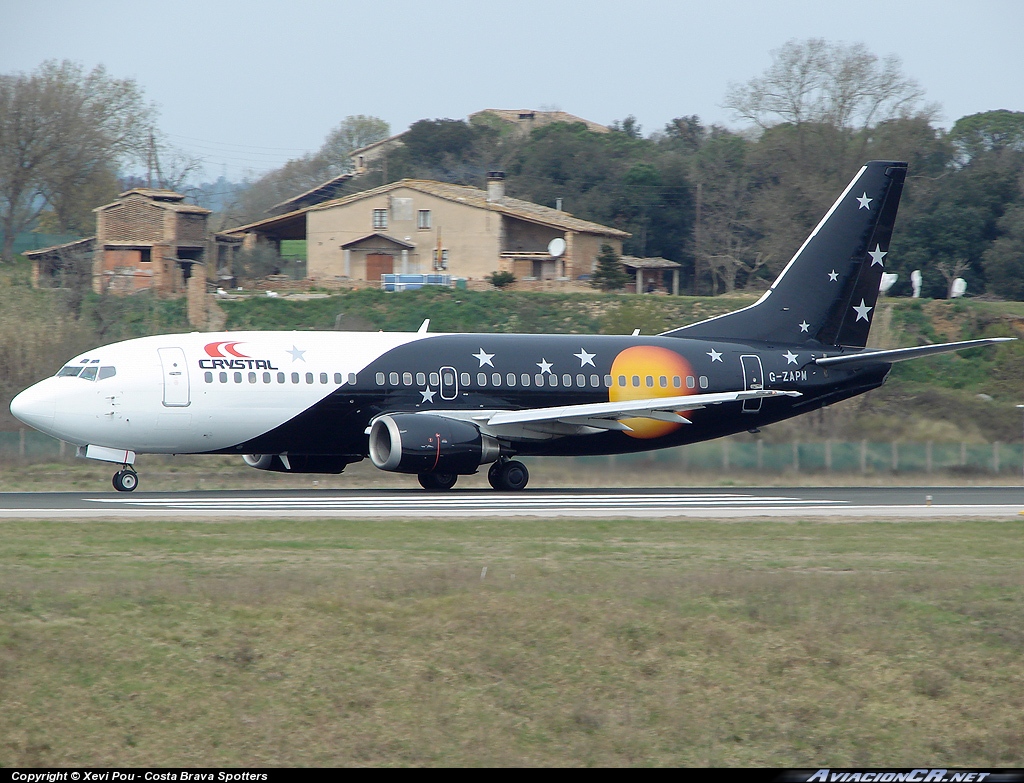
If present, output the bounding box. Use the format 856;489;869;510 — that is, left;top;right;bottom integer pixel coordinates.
242;453;351;473
368;413;500;475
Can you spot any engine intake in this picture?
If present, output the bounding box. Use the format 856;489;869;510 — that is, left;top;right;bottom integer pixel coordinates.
368;414;500;474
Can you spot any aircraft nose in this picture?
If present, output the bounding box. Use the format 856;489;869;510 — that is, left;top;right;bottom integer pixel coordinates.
10;381;57;431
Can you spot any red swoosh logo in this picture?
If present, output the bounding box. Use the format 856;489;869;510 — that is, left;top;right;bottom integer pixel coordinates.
204;341;249;358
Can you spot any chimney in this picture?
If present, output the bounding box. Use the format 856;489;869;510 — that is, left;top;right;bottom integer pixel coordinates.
486;171;506;202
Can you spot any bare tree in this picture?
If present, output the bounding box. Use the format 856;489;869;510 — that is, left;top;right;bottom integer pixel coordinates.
724;39;932;134
0;60;154;260
936;258;970;298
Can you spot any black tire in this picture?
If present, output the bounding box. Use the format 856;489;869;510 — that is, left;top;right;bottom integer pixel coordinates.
113;470;138;492
487;461;503;490
418;472;458;491
495;460;529;491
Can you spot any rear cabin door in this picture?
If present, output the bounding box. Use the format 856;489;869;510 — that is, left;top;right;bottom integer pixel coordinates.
740;354;764;413
158;347;190;407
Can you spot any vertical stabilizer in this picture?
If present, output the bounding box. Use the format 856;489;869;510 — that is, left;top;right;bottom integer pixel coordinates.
667;160;907;348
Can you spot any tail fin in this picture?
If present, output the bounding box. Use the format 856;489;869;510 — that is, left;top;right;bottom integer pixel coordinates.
666;160;908;348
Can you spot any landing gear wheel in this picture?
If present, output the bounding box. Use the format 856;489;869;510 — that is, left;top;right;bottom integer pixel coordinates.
489;460;529;491
112;469;138;492
418;471;458;491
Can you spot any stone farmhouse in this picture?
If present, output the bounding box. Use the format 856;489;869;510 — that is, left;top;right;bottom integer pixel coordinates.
226;173;629;288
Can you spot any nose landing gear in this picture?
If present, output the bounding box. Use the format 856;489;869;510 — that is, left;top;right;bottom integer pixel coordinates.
112;466;138;492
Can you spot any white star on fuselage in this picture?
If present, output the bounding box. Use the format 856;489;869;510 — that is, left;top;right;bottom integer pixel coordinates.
853;299;873;322
574;348;596;367
287;345;306;362
784;350;799;365
868;245;887;267
473;348;494;367
856;192;873;210
537;359;553;374
799;321;810;333
707;349;723;363
828;270;839;282
420;387;436;403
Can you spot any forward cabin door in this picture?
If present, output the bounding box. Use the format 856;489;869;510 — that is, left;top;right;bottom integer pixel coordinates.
740;354;764;413
158;347;190;407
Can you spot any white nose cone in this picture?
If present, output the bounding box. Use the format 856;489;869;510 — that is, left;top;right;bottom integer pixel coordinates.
10;381;57;432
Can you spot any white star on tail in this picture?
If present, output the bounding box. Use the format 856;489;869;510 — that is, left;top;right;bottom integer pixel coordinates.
420;387;436;403
473;348;494;367
537;359;553;374
853;299;873;322
799;321;810;333
784;351;799;365
707;349;722;363
868;245;887;267
856;192;873;210
828;270;839;282
574;348;596;367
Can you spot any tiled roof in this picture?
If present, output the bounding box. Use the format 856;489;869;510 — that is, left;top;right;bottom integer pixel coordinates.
310;179;630;238
621;256;680;269
470;109;609;134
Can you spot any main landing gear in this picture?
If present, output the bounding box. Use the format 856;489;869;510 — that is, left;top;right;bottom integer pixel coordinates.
112;466;138;492
488;459;529;492
415;460;530;492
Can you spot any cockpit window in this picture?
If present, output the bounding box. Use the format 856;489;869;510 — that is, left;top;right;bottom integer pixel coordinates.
57;365;83;377
79;366;98;381
98;366;116;380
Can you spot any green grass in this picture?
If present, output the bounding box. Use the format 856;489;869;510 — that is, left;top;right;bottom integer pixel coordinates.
1;517;1022;766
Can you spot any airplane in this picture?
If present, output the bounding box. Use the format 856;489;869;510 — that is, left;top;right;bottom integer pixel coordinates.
9;160;1012;493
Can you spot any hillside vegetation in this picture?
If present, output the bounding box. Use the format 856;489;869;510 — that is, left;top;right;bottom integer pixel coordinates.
2;259;1022;442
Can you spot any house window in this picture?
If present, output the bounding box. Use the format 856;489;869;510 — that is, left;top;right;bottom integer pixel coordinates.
418;210;431;229
373;209;388;229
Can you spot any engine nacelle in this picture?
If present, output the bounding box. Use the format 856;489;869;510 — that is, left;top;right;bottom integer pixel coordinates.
242;453;351;474
368;414;500;475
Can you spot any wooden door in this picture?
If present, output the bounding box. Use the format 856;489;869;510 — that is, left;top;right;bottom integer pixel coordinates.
365;253;394;283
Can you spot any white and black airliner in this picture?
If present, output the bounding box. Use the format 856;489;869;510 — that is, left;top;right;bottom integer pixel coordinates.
10;161;1010;492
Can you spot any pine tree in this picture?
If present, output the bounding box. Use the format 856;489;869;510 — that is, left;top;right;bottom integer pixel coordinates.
591;244;629;291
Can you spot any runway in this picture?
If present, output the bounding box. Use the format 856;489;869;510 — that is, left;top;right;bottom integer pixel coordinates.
1;486;1022;518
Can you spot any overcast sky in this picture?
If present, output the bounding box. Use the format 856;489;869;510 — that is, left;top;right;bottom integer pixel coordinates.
3;0;1023;181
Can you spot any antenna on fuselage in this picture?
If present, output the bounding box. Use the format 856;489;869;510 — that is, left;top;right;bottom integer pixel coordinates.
632;328;641;336
418;319;430;333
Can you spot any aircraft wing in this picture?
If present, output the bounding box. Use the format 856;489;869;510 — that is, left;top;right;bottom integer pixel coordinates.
479;389;800;433
813;337;1014;368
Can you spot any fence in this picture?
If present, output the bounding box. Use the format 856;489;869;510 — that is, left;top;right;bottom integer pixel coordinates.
2;429;1022;476
572;439;1024;476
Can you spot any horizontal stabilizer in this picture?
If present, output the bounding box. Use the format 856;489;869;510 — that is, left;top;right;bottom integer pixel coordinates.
814;337;1014;368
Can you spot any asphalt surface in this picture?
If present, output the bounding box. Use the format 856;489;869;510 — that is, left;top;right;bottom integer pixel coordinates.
1;486;1022;518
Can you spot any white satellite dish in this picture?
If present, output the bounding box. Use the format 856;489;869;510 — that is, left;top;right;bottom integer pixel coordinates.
548;238;566;257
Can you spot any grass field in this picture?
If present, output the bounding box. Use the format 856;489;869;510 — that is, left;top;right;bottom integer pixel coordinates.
1;516;1022;766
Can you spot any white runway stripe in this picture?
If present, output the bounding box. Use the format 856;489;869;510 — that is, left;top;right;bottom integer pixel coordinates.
88;492;848;510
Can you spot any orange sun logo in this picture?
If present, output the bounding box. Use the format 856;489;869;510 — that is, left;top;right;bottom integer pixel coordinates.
609;346;694;439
